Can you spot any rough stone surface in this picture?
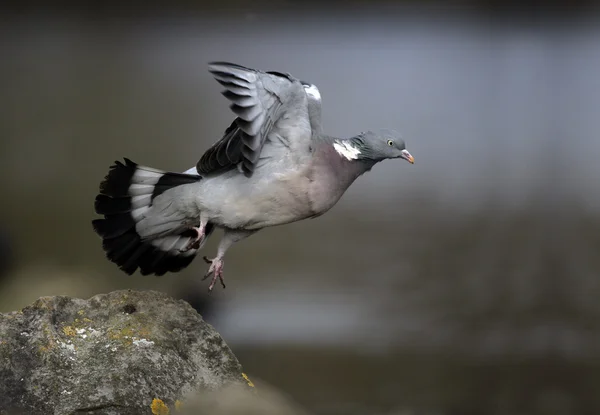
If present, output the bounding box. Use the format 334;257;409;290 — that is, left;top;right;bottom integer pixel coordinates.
0;289;250;415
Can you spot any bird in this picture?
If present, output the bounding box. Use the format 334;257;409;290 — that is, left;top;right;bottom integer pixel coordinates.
92;61;414;292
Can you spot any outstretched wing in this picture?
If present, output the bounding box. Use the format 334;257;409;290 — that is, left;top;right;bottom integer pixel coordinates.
197;62;312;178
301;82;323;135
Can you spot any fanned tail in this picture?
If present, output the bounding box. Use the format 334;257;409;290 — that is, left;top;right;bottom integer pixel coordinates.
92;158;214;276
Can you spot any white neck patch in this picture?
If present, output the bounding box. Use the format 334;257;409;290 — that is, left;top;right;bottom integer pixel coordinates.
333;140;361;160
304;84;321;101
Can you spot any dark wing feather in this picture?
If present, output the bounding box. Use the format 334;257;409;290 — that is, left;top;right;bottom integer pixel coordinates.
196;120;241;174
197;62;307;177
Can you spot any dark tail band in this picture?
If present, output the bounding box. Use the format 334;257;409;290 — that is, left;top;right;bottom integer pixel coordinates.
92;158;212;276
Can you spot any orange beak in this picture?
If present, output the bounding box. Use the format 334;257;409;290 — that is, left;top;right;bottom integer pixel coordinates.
400;149;414;164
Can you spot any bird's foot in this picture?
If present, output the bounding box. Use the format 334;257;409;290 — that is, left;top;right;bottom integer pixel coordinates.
180;225;205;252
202;256;225;293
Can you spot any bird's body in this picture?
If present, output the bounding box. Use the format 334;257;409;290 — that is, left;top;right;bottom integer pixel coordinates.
191;137;375;229
92;62;414;291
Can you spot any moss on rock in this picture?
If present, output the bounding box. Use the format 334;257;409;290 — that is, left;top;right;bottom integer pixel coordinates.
0;289;249;414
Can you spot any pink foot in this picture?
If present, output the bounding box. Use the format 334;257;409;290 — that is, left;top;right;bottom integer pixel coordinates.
202;256;225;292
180;225;205;252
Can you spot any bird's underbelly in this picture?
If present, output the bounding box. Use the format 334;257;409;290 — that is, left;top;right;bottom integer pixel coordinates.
197;171;319;230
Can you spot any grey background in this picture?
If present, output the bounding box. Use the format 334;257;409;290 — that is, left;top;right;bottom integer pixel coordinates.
1;4;599;414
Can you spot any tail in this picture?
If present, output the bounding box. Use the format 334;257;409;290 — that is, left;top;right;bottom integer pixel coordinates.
92;158;214;276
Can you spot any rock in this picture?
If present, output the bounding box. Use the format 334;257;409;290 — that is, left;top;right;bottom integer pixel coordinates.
174;281;219;324
0;289;252;415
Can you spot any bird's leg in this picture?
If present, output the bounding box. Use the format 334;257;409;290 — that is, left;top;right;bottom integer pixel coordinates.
181;215;208;252
202;256;224;291
202;229;256;293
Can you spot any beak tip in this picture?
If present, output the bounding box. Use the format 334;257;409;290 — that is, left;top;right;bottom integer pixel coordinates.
401;149;414;164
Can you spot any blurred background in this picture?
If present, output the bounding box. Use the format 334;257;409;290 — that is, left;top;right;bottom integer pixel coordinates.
1;2;600;414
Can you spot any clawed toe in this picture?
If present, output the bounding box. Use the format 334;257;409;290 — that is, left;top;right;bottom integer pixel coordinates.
202;257;225;292
180;226;205;253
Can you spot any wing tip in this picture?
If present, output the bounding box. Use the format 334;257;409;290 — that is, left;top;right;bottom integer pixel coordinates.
208;61;255;71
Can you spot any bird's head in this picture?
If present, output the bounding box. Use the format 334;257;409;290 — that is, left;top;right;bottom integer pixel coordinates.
336;129;414;164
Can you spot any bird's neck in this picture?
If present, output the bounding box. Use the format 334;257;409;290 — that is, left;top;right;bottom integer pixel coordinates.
301;136;379;218
317;136;378;184
324;134;378;164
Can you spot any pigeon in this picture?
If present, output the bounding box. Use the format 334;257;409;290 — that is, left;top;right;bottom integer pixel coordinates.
92;62;414;292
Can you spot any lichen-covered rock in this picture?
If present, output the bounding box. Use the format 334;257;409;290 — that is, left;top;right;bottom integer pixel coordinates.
0;290;250;415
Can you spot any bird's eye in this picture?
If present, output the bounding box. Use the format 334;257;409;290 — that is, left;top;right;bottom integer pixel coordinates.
387;140;394;146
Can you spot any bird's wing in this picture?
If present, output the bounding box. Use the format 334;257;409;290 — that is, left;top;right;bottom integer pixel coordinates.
197;62;313;178
302;82;323;135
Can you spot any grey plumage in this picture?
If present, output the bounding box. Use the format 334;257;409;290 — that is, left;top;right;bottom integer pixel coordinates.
92;62;414;291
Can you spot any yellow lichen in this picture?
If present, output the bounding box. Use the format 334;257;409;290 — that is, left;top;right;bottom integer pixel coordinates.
77;310;85;316
242;372;255;388
38;344;52;353
33;298;52;310
134;325;152;338
107;323;152;347
70;317;93;328
151;398;169;415
174;400;183;412
62;326;76;337
108;332;132;346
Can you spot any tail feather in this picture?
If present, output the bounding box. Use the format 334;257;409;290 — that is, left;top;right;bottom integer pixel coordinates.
95;194;130;214
98;158;136;197
92;158;211;276
92;215;133;239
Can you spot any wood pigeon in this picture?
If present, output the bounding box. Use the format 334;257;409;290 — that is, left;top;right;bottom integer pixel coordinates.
92;62;414;292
